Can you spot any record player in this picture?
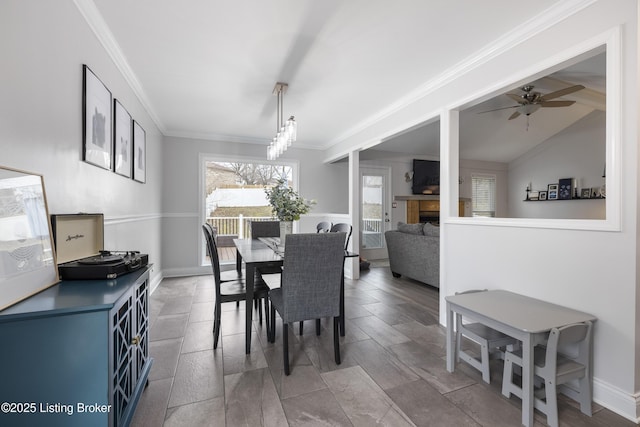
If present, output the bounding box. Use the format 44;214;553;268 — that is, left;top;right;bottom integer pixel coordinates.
51;213;149;280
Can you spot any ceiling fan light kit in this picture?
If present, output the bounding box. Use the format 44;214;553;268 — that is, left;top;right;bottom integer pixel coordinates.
267;82;297;160
480;84;586;128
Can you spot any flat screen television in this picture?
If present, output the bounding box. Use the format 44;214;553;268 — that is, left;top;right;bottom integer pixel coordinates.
412;159;439;195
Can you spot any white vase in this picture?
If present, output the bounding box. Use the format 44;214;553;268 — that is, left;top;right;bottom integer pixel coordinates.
279;220;293;245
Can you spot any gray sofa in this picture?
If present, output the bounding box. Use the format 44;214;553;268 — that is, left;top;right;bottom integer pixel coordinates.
384;222;439;288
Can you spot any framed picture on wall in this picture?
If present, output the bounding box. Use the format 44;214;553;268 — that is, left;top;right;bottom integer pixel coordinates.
82;65;112;170
113;99;132;178
547;184;559;200
539;191;548;200
133;120;146;183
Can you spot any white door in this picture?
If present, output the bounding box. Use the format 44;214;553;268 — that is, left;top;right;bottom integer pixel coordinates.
360;167;391;260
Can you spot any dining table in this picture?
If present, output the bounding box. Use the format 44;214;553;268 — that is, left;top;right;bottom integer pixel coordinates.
445;290;596;427
233;236;357;354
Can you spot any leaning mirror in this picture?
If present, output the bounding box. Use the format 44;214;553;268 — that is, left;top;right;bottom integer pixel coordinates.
0;167;58;310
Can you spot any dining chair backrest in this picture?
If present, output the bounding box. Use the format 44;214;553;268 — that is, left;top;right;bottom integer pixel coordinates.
316;221;332;233
280;233;345;323
330;223;352;250
202;224;222;288
251;220;280;239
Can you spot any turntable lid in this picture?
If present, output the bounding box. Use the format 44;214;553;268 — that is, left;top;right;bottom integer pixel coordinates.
51;214;104;264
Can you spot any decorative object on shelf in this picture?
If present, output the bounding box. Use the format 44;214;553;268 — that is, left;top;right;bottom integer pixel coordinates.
0;166;59;310
539;191;548;200
573;178;579;199
83;64;112;170
265;179;315;222
558;178;573;200
267;82;297;160
525;182;531;200
547;184;559;200
113;99;132;178
591;187;603;198
133;120;146;183
581;188;591;199
529;190;539;201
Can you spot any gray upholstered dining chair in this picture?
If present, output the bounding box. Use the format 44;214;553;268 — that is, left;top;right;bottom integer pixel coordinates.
268;233;345;375
203;224;270;348
250;220;280;239
316;221;332;233
330;223;352;250
502;321;593;427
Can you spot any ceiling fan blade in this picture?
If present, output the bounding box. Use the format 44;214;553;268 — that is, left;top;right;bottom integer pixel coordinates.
540;84;585;101
508;111;521;120
506;93;525;103
477;105;519;114
540;100;576;108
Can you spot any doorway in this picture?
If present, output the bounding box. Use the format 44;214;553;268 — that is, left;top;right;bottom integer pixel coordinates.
360;167;391;260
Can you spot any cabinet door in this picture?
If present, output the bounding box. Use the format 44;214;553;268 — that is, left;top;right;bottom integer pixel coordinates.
419;200;440;212
133;278;150;381
111;292;134;426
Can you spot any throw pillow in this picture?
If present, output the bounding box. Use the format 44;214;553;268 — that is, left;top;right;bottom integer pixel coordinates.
422;222;440;237
397;222;424;235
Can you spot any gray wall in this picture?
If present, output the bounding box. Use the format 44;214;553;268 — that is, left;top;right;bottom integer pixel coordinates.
507;111;606;219
0;0;164;287
161;136;348;276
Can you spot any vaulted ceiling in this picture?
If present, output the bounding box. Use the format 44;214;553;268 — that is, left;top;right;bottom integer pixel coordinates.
85;0;603;161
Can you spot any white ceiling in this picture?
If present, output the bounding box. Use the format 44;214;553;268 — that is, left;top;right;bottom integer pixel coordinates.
86;0;603;161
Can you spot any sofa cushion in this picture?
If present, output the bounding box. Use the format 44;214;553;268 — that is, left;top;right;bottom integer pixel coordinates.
422;223;440;237
397;222;424;235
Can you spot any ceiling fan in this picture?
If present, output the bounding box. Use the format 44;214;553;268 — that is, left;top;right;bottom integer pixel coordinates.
480;84;586;120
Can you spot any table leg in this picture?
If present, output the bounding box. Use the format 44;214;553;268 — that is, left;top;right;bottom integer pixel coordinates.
522;334;534;427
245;263;254;354
446;301;455;372
236;249;242;274
340;271;345;336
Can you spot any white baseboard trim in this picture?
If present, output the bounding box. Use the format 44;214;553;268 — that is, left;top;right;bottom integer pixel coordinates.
149;271;164;295
593;377;640;423
162;266;210;278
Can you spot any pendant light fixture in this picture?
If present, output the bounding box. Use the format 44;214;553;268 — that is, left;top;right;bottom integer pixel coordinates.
267;82;296;160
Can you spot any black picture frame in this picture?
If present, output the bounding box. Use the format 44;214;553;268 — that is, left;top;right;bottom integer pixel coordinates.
539;191;548;201
133;120;146;183
113;99;132;178
581;188;591;199
82;65;112;170
558;178;573;200
547;184;559;200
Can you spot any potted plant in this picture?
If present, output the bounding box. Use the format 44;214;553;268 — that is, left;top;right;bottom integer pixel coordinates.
265;179;315;239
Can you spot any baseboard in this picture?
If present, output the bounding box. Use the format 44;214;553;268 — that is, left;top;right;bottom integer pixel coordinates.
593;377;640;423
161;266;210;278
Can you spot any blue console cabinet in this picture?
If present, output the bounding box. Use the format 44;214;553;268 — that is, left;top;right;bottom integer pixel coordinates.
0;267;153;427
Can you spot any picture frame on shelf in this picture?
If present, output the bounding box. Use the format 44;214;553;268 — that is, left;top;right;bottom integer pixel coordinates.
591;187;602;198
547;184;559;200
113;99;132;178
539;191;547;201
581;188;591;199
558;178;573;200
82;65;112;170
133;120;146;183
528;191;539;201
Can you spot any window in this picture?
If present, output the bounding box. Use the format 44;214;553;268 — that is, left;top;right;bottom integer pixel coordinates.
472;174;496;217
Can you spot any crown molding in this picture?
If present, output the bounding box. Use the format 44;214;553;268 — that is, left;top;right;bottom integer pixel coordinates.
324;0;598;151
73;0;166;134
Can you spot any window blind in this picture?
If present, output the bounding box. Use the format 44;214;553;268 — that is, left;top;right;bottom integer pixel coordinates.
472;175;496;217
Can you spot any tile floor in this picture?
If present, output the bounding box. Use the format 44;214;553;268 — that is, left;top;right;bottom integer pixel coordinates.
130;266;633;427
